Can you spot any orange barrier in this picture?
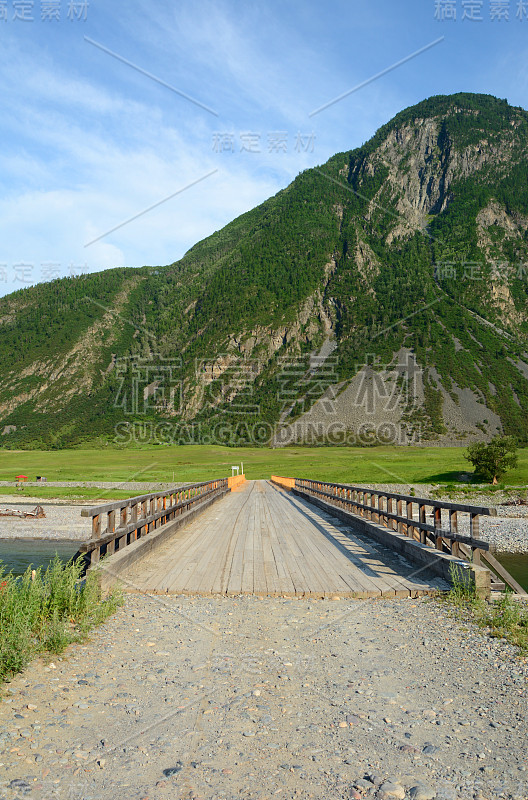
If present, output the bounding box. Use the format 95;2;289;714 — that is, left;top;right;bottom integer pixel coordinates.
271;475;295;490
228;474;246;490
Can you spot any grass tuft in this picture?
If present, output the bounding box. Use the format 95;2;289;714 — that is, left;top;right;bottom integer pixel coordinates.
0;557;123;684
441;561;528;653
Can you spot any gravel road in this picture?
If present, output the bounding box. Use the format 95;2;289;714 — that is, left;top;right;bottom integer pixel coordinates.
0;594;526;800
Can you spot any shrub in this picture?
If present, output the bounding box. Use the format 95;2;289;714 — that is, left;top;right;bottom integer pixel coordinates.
0;557;122;684
464;435;518;484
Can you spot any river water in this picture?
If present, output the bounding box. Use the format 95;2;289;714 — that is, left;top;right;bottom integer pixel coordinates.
0;539;81;575
495;552;528;593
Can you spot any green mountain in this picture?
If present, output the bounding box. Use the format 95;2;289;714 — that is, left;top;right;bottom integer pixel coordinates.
1;92;528;449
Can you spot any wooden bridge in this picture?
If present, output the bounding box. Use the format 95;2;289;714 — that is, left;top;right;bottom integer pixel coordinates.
78;476;526;599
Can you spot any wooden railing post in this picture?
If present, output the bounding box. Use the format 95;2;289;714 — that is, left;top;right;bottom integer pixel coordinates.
450;510;459;557
470;513;481;564
419;503;426;543
284;478;515;592
434;507;443;550
405;501;412;538
108;510;116;534
80;479;228;569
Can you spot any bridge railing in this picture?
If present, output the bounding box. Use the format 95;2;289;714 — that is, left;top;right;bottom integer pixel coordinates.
80;479;228;566
295;478;494;561
288;478;525;594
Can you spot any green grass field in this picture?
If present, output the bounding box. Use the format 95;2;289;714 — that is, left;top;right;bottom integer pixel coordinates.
1;445;527;488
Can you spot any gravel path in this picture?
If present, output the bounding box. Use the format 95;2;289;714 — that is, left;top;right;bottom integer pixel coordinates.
0;595;527;800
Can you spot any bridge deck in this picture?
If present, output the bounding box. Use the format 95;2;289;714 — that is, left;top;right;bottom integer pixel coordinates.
122;481;450;597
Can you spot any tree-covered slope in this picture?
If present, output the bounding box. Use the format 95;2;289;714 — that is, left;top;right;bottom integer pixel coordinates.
1;92;528;448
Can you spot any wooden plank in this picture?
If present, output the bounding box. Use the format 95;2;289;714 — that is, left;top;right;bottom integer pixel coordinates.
216;488;253;595
259;506;280;594
280;486;435;597
240;491;256;594
190;488;251;594
190;505;237;595
147;501;226;592
268;478;381;597
264;488;312;594
125;518;203;592
177;495;249;594
270;483;389;596
265;486;320;595
260;492;296;595
224;484;254;595
295;506;405;597
253;490;269;594
204;491;250;594
279;490;377;597
282;499;356;597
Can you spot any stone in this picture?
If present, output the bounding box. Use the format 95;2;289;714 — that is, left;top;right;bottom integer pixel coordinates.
378;782;406;799
347;714;362;725
163;762;183;776
399;744;420;753
409;786;436;800
355;778;374;789
9;779;30;790
422;745;440;754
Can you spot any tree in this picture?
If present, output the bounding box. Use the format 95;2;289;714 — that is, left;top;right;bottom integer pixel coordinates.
464;436;518;484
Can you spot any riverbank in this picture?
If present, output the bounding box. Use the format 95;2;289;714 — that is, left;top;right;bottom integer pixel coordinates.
0;504;90;541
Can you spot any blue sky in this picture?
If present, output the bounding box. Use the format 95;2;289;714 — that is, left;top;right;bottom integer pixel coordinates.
0;0;527;297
